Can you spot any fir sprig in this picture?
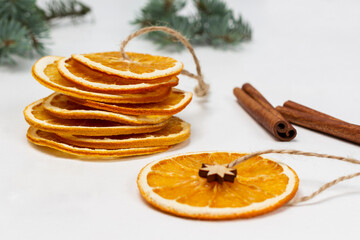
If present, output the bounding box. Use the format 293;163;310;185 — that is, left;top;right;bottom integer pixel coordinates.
133;0;252;49
0;0;90;65
0;19;32;64
44;0;91;21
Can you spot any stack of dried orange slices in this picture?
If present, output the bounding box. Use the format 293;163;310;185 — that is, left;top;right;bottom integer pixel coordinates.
24;52;193;158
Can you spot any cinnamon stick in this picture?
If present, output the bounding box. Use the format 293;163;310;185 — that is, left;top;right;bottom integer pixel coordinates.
276;102;360;145
283;100;342;122
233;83;296;141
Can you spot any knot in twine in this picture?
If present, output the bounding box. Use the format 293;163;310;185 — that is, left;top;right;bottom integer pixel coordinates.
227;149;360;206
120;26;210;97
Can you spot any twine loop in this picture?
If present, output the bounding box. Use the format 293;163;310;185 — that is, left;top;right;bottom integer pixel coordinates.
228;149;360;205
120;26;209;97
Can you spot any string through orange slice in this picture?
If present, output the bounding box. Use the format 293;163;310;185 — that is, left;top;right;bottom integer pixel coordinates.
120;26;210;97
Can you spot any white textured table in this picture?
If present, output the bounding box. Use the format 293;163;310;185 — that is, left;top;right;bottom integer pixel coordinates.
1;0;359;239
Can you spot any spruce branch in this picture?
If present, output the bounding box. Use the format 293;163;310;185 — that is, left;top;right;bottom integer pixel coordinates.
133;0;252;50
0;18;32;64
0;0;91;65
0;0;36;19
44;0;91;21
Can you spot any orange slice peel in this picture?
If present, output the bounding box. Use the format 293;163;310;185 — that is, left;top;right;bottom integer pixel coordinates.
57;57;179;93
32;56;171;104
24;98;169;136
27;127;171;158
42;93;171;125
69;89;193;116
56;116;190;149
72;52;184;79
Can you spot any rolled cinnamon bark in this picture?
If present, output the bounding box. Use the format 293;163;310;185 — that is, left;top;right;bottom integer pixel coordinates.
276;103;360;145
233;84;296;141
283;100;342;122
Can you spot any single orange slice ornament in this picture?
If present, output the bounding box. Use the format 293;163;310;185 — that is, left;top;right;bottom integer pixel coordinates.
137;152;299;219
72;52;184;79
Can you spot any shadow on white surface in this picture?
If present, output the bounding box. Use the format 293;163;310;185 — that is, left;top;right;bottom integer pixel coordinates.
293;125;360;147
163;138;191;153
0;59;34;73
289;191;360;207
288;177;360;207
28;141;184;163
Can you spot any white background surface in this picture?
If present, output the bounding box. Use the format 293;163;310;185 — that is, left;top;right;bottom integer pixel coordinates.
1;0;360;239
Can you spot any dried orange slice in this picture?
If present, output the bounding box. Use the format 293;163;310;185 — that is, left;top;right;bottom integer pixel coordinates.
69;89;192;116
43;93;171;126
138;152;299;219
24;98;169;136
72;52;184;79
27;127;171;158
56;117;190;149
32;56;171;104
57;57;179;93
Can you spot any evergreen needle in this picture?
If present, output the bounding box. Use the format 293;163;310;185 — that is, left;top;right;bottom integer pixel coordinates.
133;0;252;50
